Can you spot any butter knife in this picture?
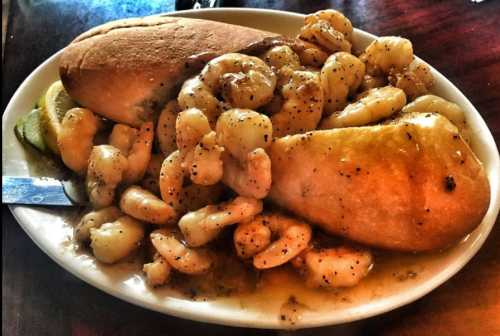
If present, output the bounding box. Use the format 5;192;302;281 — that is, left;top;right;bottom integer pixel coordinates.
2;176;87;206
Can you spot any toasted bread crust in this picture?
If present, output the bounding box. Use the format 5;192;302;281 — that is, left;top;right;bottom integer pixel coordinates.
59;16;277;126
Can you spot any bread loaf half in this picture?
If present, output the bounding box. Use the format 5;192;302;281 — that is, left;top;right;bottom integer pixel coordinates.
59;15;278;126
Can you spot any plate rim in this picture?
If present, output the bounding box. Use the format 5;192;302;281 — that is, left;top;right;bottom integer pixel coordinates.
3;7;500;329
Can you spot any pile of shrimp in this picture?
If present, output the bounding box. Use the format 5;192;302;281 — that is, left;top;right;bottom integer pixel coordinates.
65;9;470;293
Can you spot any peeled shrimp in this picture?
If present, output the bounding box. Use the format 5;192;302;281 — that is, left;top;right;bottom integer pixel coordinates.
86;145;128;209
176;108;223;185
361;36;413;76
298;20;352;55
123;121;154;184
233;219;272;259
178;53;276;124
304;9;353;42
58;108;101;175
120;185;175;225
143;254;172;287
190;131;224;185
159;150;185;211
216;109;273;198
177;183;225;214
178;196;263;247
320;86;407;129
74;206;122;242
151;228;214;275
261;45;301;72
321;52;365;114
156;100;180;156
389;60;434;101
359;74;387;92
296;40;330;68
109;124;138;156
141;153;165;195
90;215;144;264
402;94;470;142
252;214;312;269
294;246;373;288
271;69;324;136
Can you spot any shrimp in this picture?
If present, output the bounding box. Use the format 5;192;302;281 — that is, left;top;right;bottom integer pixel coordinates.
177;183;225;214
58;108;101;175
123;121;154;184
402;94;470;142
159;150;185;211
261;45;301;72
298;20;352;55
360;36;414;76
295;40;330;68
252;213;312;270
271;70;324;137
90;215;144;264
120;185;175;225
389;60;434;101
320;86;407;129
215;109;273;198
141;153;165;195
178;196;263;247
143;254;172;287
150;228;214;275
176;108;223;185
86;145;128;209
233;219;271;259
178;53;276;124
190;131;224;185
108;124;138;156
156;100;180;156
293;246;373;288
74;206;123;242
321;52;365;114
304;9;354;42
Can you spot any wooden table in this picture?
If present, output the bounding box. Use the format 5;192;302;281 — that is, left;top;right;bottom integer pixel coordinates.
2;1;499;335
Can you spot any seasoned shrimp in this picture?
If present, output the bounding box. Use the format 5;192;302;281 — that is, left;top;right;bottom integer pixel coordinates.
178;53;276;124
402;94;470;142
190;131;224;185
159;150;185;211
261;45;301;72
216;109;273;198
389;60;434;101
361;36;413;76
123;121;154;184
179;196;263;247
109;124;138;156
157;100;180;155
304;9;353;42
58;108;101;175
74;206;122;242
320;86;407;129
295;40;330;68
90;215;144;264
321;52;365;114
86;145;128;209
151;228;214;274
141;153;165;195
293;246;373;288
177;183;225;214
253;214;312;270
233;219;271;259
120;185;175;225
298;20;352;55
143;254;172;287
271;70;324;137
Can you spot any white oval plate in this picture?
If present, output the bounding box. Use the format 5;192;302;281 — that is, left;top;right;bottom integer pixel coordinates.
2;8;499;330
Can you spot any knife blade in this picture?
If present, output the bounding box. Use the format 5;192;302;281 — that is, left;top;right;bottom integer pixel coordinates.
2;176;87;206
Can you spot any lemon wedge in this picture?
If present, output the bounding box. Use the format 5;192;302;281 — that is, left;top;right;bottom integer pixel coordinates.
39;80;77;155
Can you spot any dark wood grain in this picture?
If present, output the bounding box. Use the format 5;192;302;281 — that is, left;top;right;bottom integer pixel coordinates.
2;1;499;335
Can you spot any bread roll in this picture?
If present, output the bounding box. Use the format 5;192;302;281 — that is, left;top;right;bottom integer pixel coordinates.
269;113;490;252
59;16;277;126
